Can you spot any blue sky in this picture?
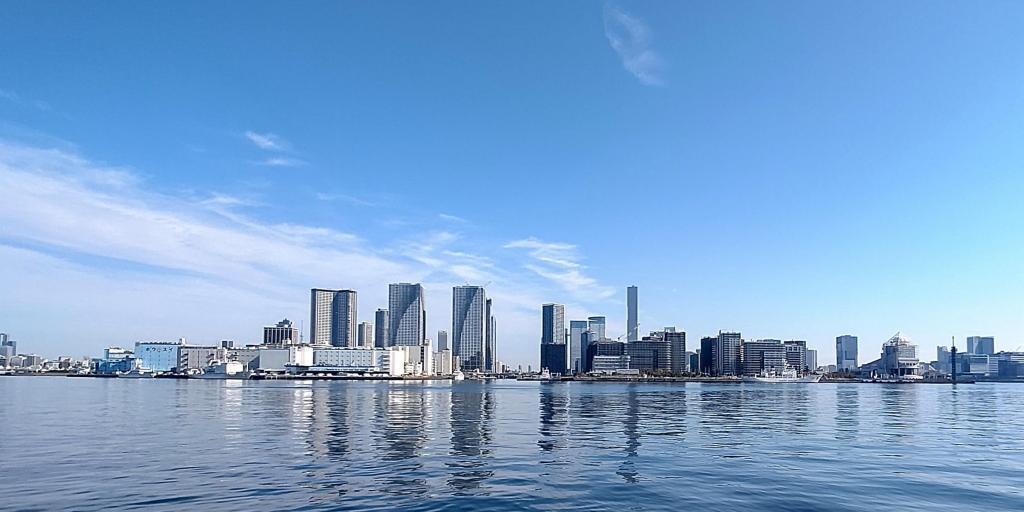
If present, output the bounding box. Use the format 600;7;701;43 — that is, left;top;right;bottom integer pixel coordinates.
2;1;1023;365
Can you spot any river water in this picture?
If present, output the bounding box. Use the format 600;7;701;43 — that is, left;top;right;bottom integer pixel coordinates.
1;377;1022;511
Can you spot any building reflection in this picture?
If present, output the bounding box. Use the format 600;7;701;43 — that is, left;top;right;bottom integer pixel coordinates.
834;384;860;441
447;382;495;493
617;384;641;483
373;382;431;496
538;383;570;452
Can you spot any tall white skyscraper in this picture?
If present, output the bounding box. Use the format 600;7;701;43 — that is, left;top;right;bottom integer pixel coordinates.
627;285;638;342
588;316;606;341
310;288;357;347
389;283;425;346
569;320;588;373
453;285;488;372
374;309;389;348
836;335;858;371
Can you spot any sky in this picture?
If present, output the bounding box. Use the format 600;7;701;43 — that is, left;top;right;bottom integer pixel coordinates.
2;1;1023;366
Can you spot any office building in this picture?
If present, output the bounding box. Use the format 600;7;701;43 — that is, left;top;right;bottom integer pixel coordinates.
389;283;425;346
627;338;671;372
453;285;488;372
374;309;389;348
357;321;374;347
967;336;995;356
836;335;858;371
485;298;496;373
289;346;406;377
687;352;699;373
665;329;687;374
718;331;742;376
936;346;952;374
569;320;588;374
588;316;607;341
742;339;786;375
310;288;358;347
784;340;807;371
540;303;567;373
699;337;718;375
0;333;14;359
437;330;449;352
806;348;818;372
586;340;626;373
263;318;299;346
627;285;639;342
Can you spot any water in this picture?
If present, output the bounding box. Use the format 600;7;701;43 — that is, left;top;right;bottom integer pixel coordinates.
2;378;1023;511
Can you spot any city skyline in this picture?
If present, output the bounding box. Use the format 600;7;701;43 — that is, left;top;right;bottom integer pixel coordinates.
2;2;1023;366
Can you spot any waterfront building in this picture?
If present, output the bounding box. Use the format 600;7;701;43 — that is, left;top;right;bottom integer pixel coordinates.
95;347;135;374
626;337;671;372
588;316;607;341
836;335;858;371
967;336;995;355
592;354;632;374
399;341;434;375
784;340;808;371
742;339;786;375
310;288;358;347
178;345;220;371
226;347;261;370
0;333;15;359
256;347;293;372
374;309;389;348
718;331;742;376
569;320;588;373
627;285;638;342
437;330;449;352
687;351;699;374
435;348;454;375
291;346;406;376
806;348;818;372
388;283;425;346
22;354;43;368
134;341;182;372
357;321;374;347
540;303;567;373
996;352;1024;377
936;346;952;374
879;333;919;377
580;330;596;372
263;318;299;346
485;298;496;373
664;329;687;374
699;337;718;375
453;285;488;372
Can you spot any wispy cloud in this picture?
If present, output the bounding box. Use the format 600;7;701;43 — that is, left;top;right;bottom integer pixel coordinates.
504;237;615;299
0;88;53;112
603;4;665;86
438;213;468;223
244;131;288;151
255;157;306;167
315;192;378;207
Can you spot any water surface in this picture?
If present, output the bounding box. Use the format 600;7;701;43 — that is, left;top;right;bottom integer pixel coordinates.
2;377;1022;511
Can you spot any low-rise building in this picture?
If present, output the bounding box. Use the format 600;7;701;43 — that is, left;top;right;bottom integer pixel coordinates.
287;346;406;376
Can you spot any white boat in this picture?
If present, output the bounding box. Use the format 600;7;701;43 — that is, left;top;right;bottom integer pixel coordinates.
452;370;466;381
118;367;155;378
743;368;821;383
195;360;248;379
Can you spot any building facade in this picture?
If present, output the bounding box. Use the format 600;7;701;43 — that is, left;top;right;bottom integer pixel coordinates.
453;285;488;372
742;339;786;375
310;288;358;347
588;316;607;341
388;283;425;346
540;303;567;373
263;318;299;346
374;309;389;348
836;335;859;371
569;320;588;374
134;341;182;372
357;321;374;347
967;336;995;355
627;285;638;342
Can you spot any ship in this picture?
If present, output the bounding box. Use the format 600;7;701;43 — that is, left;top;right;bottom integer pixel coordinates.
118;367;155;378
194;360;249;380
742;368;821;383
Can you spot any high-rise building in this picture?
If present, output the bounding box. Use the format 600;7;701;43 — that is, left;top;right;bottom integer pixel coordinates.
569;320;588;373
485;298;496;373
699;336;718;375
453;286;488;372
806;348;818;371
310;288;357;347
718;331;742;376
263;318;299;346
836;335;858;371
936;346;951;374
967;336;995;356
664;329;687;374
374;309;389;348
784;340;807;371
437;330;449;352
742;339;786;375
389;283;425;347
627;285;638;342
357;322;374;347
0;333;15;359
588;316;606;341
541;304;567;373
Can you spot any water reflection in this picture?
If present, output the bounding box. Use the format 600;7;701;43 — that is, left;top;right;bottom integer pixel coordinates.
447;382;495;493
834;384;860;441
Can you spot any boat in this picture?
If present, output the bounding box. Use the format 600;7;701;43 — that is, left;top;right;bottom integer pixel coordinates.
452;370;466;381
194;360;249;379
743;368;821;383
118;367;155;378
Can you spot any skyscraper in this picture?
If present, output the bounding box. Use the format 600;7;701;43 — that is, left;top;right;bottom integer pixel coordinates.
742;339;786;375
784;340;807;371
357;322;374;347
485;298;496;373
569;320;588;373
587;316;606;341
836;335;858;371
699;336;718;375
0;333;14;359
453;285;488;372
263;318;299;346
967;336;995;355
374;309;389;348
541;303;567;373
718;331;742;376
310;288;357;347
389;283;425;346
627;285;638;342
437;330;449;352
806;348;818;371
